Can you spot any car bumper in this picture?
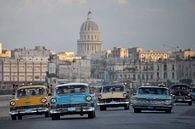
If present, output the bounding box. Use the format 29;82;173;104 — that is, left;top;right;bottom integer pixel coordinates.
132;104;172;110
174;98;192;103
50;107;95;115
97;101;129;106
9;108;49;115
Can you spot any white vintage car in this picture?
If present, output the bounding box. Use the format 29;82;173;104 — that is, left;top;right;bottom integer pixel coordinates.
97;84;130;111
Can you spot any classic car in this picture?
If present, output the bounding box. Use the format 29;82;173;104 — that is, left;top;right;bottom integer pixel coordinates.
9;85;50;120
170;84;192;105
49;83;96;120
97;84;129;111
131;86;173;113
192;87;195;100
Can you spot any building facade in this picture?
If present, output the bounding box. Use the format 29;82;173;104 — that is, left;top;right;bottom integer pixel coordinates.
77;11;102;58
0;58;48;90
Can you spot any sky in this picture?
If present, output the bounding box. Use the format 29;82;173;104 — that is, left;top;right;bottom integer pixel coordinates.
0;0;195;53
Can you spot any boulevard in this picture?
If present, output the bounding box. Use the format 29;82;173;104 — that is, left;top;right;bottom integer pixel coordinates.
0;103;195;129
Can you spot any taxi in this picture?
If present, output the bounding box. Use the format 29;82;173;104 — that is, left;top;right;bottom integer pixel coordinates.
49;83;96;120
9;85;50;120
97;84;130;111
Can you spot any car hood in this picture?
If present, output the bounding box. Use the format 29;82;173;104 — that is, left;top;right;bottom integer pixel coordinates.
132;94;171;100
55;94;90;104
13;96;45;106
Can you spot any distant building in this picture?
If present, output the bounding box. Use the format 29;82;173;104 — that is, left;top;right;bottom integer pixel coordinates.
0;58;48;90
77;11;102;58
111;47;128;58
128;47;170;62
0;42;11;58
57;52;81;61
12;46;51;62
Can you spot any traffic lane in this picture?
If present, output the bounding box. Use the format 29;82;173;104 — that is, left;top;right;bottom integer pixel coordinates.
0;105;195;129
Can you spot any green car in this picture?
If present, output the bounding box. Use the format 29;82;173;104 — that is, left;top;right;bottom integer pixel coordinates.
131;86;173;113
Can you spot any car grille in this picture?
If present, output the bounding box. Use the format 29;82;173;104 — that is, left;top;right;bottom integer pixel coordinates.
56;103;90;108
100;98;126;103
13;104;47;110
136;99;166;105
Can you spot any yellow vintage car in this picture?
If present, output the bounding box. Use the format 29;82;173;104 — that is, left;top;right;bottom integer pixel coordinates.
97;84;130;111
9;85;50;120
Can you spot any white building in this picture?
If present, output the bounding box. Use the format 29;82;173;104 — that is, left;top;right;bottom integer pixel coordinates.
77;11;102;58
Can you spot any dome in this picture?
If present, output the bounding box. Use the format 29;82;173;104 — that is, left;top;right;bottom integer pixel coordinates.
80;19;100;32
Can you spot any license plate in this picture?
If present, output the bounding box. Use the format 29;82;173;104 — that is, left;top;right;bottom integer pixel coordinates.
177;99;183;101
68;107;76;111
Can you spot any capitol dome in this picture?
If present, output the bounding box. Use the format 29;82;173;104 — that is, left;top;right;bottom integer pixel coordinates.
80;20;99;32
77;11;102;58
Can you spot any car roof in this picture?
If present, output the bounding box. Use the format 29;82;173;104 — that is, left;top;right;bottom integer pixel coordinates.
139;86;169;89
103;84;124;87
55;83;89;88
17;85;48;90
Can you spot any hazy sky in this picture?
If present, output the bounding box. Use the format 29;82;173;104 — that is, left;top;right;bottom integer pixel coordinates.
0;0;195;53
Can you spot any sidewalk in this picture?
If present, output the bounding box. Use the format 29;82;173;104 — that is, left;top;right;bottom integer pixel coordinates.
0;95;11;120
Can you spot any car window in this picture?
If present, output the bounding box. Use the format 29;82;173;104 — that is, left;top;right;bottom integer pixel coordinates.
56;85;88;95
138;88;168;95
103;86;124;93
17;87;46;98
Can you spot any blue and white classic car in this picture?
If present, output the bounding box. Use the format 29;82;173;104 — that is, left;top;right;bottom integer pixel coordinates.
50;83;96;120
131;86;173;113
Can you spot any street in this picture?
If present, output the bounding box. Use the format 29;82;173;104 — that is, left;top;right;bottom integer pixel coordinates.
0;103;195;129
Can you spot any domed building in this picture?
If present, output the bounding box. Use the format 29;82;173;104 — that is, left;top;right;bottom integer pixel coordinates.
77;11;102;58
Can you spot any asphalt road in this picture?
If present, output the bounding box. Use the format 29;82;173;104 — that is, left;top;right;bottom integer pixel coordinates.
0;102;195;129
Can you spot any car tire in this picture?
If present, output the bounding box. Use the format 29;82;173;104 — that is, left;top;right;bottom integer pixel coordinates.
124;104;129;110
88;111;96;118
100;106;106;111
134;108;141;113
51;114;60;120
165;108;172;113
188;101;192;106
11;115;17;120
18;115;22;120
45;112;50;118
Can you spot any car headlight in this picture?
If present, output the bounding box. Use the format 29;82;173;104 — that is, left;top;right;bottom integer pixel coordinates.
41;98;47;103
86;96;92;101
131;99;137;104
165;100;172;105
50;98;57;104
98;94;102;99
10;101;16;106
123;93;127;97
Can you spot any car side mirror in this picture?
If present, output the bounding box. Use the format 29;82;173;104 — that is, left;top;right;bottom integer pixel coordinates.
48;93;52;96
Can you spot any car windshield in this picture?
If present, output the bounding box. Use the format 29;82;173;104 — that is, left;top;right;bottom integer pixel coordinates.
138;87;169;95
170;85;191;95
17;87;46;98
56;85;88;95
192;88;195;92
102;85;124;93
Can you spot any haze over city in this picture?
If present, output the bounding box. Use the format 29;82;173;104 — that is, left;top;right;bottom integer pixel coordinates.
0;0;195;53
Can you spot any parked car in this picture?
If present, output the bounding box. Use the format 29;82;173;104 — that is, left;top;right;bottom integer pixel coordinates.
49;83;96;120
192;87;195;100
170;84;192;105
97;83;130;111
9;85;50;120
131;86;173;113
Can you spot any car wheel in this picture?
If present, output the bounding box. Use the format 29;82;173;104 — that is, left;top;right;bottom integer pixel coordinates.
188;101;192;106
165;108;172;113
88;111;96;118
11;115;17;120
51;114;60;120
18;115;22;120
124;104;129;110
134;108;141;113
100;106;106;111
45;112;50;118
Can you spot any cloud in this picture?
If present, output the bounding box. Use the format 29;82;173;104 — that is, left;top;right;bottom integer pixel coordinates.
117;0;128;4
